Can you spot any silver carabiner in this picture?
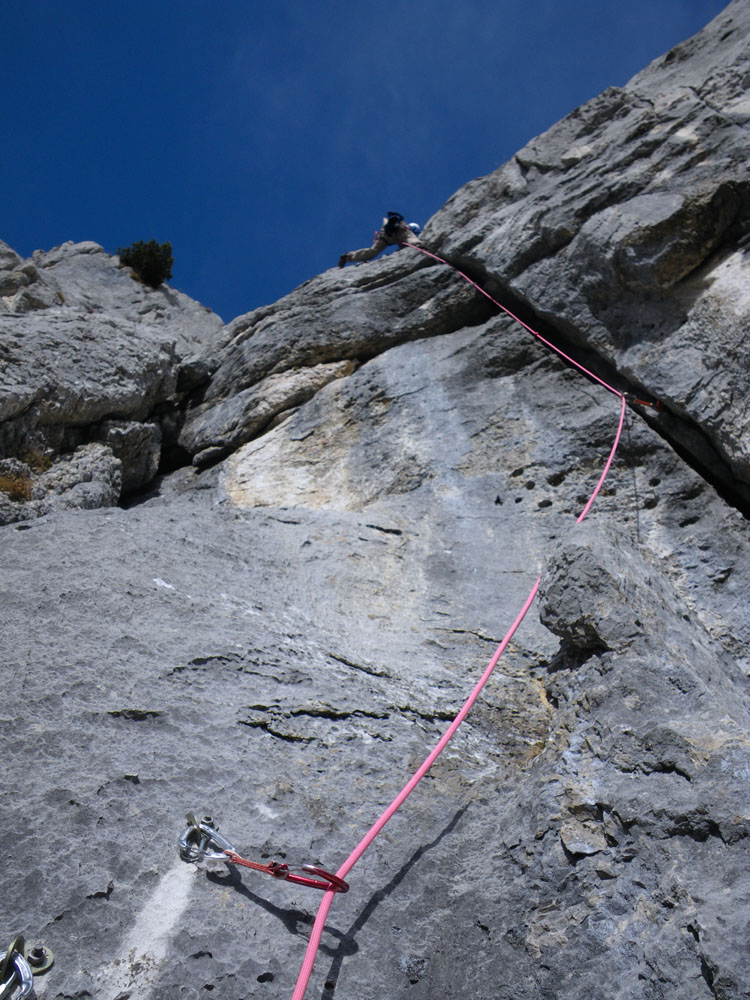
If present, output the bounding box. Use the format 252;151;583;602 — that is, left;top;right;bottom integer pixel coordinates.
0;948;34;1000
178;813;236;863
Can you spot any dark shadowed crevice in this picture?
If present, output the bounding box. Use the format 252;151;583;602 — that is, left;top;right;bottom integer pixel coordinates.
435;253;750;519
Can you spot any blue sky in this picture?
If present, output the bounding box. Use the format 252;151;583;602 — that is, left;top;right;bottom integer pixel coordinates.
1;1;728;323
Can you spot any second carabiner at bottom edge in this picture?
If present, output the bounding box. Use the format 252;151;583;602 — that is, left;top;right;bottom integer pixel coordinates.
0;948;34;1000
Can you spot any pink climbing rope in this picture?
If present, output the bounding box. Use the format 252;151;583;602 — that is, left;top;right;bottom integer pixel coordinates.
576;393;626;524
291;578;541;1000
290;247;630;1000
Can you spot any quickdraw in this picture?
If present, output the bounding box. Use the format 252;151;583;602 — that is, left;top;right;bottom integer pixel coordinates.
177;813;349;894
624;392;662;411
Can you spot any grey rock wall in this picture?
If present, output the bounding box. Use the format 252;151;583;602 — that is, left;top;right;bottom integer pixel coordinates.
1;3;749;999
0;240;223;520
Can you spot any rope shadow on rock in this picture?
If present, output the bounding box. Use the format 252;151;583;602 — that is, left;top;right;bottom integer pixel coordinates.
205;867;355;958
319;803;470;999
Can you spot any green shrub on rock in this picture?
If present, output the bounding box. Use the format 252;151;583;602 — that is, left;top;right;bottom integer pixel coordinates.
117;239;173;288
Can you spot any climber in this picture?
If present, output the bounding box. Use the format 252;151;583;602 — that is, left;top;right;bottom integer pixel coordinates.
338;212;423;267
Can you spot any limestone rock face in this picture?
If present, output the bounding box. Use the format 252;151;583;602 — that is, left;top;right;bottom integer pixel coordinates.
0;240;223;520
0;443;122;524
179;264;490;464
2;4;750;1000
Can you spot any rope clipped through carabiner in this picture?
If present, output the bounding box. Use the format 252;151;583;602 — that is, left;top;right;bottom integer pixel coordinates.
624;392;661;411
177;814;349;894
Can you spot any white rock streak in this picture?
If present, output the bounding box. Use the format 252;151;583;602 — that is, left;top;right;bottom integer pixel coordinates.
95;864;195;1000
